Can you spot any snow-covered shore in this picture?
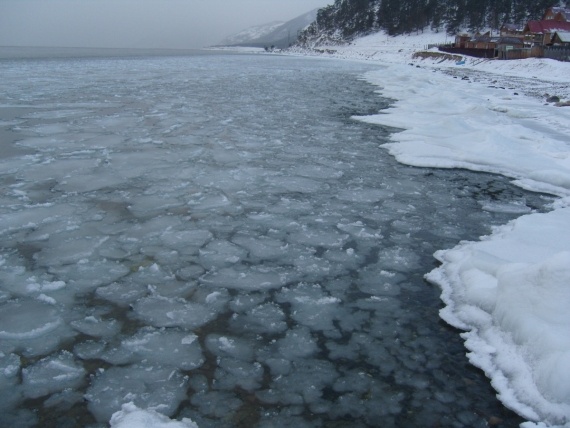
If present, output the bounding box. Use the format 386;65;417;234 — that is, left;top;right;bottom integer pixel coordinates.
289;31;570;427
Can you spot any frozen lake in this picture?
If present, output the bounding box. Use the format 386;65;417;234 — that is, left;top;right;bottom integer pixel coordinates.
0;49;552;427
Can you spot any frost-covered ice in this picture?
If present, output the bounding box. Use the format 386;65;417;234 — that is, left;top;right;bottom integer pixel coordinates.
0;47;563;427
110;402;199;428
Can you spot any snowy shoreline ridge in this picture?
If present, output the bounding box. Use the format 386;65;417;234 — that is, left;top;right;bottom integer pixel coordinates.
286;30;570;428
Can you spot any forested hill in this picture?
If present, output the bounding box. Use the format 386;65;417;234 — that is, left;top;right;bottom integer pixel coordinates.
296;0;567;45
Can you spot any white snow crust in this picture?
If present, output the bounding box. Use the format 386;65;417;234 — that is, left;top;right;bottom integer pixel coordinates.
291;30;570;427
110;402;198;428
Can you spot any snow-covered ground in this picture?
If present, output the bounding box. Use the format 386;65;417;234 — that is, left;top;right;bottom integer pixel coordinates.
110;402;198;428
290;31;570;427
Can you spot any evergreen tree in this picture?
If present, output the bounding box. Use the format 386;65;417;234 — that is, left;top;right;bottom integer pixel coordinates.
295;0;563;46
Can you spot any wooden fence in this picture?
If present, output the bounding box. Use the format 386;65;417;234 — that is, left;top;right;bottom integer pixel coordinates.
503;46;570;61
425;43;454;50
502;46;542;60
438;46;495;58
543;46;570;62
428;42;569;61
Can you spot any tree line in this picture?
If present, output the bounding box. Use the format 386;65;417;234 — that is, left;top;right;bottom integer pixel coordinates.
297;0;567;44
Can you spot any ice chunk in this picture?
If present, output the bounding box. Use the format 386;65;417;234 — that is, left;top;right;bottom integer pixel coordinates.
45;259;130;293
74;340;106;360
377;247;421;272
357;267;402;297
257;359;338;406
70;316;121;338
0;203;77;235
0;299;75;357
337;221;382;239
96;281;148;307
276;283;341;332
277;326;319;360
290;164;344;179
231;234;287;261
265;176;323;193
0;353;21;405
160;229;213;252
200;266;287;291
205;334;254;361
478;199;532;214
214;358;264;391
328;379;404;423
132;295;216;329
86;365;188;423
229;302;287;334
263;357;292;377
333;370;372;394
110;402;199;428
21;351;85;399
176;264;205;281
198;240;247;269
287;228;349;249
292;254;334;279
228;292;267;313
43;388;84;410
337;188;393;203
187;192;234;212
33;236;109;267
108;328;204;371
190;390;243;419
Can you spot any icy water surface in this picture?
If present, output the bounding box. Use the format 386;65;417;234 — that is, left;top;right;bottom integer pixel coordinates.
0;50;552;427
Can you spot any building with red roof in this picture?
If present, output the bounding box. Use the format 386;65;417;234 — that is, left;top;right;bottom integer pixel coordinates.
524;20;570;45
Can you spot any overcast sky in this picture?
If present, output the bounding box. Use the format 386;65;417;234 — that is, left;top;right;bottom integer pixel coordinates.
0;0;333;49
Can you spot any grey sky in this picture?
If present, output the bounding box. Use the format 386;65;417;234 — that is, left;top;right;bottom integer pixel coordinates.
0;0;333;49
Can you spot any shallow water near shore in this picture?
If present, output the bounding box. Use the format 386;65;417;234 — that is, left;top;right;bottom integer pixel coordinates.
0;50;552;427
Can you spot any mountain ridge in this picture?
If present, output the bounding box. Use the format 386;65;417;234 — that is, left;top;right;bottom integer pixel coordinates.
217;9;319;49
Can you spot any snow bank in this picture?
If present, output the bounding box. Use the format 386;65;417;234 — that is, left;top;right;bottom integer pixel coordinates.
291;30;570;427
360;63;570;198
110;402;198;428
294;30;570;91
427;210;570;426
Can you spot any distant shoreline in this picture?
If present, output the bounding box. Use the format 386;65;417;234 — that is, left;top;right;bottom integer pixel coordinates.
0;46;231;60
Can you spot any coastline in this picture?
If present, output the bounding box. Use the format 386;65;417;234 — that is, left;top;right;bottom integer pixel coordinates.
288;31;570;427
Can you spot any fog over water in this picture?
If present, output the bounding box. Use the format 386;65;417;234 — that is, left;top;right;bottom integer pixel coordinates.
0;0;332;49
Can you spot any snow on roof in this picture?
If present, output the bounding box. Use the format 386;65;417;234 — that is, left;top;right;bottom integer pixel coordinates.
496;36;525;45
501;23;524;32
526;20;570;34
545;6;570;21
554;30;570;42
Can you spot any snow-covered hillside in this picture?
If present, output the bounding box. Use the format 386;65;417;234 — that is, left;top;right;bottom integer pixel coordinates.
218;21;284;46
217;9;318;48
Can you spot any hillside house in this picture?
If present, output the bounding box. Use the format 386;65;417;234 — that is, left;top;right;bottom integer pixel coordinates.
543;6;570;22
443;6;570;61
551;30;570;45
465;32;498;49
454;34;470;48
524;20;570;45
495;37;526;59
500;23;524;38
